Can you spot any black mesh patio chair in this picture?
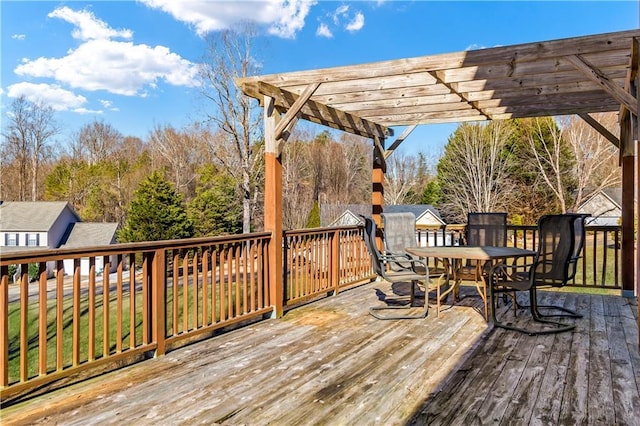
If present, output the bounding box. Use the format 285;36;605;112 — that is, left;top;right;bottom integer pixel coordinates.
458;212;508;281
526;213;589;319
488;214;582;335
456;212;508;316
381;212;450;314
361;215;433;320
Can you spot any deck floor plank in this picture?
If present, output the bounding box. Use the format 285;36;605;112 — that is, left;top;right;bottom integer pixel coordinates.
604;295;640;425
1;282;638;426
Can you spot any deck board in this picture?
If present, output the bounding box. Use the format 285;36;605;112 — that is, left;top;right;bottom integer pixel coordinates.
1;282;638;425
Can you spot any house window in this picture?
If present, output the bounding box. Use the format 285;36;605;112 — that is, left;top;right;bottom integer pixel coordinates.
27;234;39;246
6;233;17;246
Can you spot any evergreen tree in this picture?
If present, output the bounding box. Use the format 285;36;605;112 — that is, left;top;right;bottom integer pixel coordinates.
306;201;321;228
118;171;193;242
420;180;441;206
188;165;242;236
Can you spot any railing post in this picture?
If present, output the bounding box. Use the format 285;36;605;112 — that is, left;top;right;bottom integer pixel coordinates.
264;95;284;318
331;230;340;295
152;248;166;356
0;265;8;387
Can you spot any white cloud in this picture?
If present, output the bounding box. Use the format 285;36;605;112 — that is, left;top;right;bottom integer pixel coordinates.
16;39;198;95
15;9;198;96
465;44;487;51
12;34;26;40
140;0;316;39
345;12;364;32
48;6;132;41
74;107;104;115
333;5;349;24
316;23;333;38
7;82;88;111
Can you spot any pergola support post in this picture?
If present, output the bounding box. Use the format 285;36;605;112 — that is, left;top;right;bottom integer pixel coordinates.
372;136;385;250
264;95;284;318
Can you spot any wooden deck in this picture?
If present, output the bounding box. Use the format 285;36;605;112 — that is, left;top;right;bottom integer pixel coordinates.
2;281;639;425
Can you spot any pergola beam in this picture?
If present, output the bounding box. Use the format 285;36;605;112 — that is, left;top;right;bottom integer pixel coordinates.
384;125;417;159
274;82;320;141
242;81;390;140
429;71;490;120
577;113;620;148
565;54;637;116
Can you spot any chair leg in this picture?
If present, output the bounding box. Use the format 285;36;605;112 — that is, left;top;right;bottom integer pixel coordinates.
517;289;583;318
369;281;429;320
489;285;575;336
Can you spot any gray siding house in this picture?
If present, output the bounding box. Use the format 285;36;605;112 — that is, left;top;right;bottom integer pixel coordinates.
0;201;118;276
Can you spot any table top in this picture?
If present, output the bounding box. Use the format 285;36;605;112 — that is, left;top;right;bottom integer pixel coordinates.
405;246;536;261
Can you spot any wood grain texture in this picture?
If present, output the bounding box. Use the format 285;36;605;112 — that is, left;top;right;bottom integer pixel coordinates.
2;283;639;425
238;30;639;129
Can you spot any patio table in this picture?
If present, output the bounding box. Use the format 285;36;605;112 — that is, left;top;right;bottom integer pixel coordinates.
405;246;536;320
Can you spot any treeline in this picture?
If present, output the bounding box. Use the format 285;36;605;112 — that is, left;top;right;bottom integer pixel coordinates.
1;97;427;239
1;97;620;241
436;114;621;224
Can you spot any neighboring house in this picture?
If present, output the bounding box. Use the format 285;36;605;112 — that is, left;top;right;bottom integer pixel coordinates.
61;222;120;275
0;201;118;277
0;201;80;249
323;204;450;246
577;188;622;226
324;204;445;227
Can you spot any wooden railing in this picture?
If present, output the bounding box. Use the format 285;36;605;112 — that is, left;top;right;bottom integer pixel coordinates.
1;226;373;402
508;224;622;289
0;223;621;402
0;233;273;402
415;224;622;289
284;226;374;307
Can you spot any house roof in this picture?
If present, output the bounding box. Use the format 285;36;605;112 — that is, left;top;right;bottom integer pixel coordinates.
238;29;639;141
0;201;79;232
61;223;119;248
602;187;623;207
383;204;444;224
323;204;444;227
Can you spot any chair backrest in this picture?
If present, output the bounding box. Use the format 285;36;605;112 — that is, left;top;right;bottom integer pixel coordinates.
532;214;577;287
567;213;589;281
381;212;416;271
466;212;507;247
360;215;386;277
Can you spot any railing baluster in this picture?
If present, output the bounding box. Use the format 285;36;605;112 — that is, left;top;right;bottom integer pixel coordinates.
1;265;8;387
193;250;199;330
38;262;47;376
202;248;209;326
89;257;96;361
172;249;179;336
116;255;123;353
129;254;136;349
56;260;64;371
19;263;28;382
103;256;110;357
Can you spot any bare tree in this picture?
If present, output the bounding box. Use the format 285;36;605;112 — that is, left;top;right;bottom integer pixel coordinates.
438;121;514;222
383;151;423;205
148;124;203;198
282;130;314;229
71;119;123;165
2;96;59;200
559;113;621;212
199;24;264;233
524;117;574;213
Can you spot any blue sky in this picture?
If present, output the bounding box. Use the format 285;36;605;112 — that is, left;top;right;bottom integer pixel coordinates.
1;1;638;157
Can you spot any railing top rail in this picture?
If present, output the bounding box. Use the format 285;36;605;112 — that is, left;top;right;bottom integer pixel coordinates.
0;231;272;264
285;225;361;236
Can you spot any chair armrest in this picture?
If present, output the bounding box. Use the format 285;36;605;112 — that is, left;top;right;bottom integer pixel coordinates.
380;252;428;274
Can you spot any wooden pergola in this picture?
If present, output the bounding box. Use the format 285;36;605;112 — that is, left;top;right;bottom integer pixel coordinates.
237;29;640;321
